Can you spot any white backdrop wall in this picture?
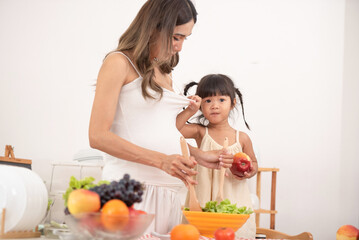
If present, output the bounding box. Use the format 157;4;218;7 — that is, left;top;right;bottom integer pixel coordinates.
0;0;358;239
340;0;359;232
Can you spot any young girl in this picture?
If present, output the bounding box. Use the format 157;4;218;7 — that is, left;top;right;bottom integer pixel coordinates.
177;74;258;238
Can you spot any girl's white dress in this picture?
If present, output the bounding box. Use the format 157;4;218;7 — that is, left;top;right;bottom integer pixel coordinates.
193;127;256;238
101;52;190;234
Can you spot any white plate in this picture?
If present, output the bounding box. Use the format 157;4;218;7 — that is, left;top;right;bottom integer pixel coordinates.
0;166;48;232
0;167;27;232
16;167;47;230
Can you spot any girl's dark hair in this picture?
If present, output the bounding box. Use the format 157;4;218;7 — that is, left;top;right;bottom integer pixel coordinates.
114;0;197;99
184;74;250;130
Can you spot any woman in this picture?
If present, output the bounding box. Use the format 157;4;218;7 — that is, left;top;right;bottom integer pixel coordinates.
89;0;233;233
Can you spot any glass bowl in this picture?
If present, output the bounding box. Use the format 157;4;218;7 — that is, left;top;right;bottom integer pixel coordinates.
182;211;250;237
65;212;154;240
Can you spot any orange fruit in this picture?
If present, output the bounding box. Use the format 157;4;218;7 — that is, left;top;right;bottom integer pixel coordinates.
171;224;200;240
101;199;129;232
102;199;129;216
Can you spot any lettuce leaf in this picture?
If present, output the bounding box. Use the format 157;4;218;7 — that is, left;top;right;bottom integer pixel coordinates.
201;199;253;214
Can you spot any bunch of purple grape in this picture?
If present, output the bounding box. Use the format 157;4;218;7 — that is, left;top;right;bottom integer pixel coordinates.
89;174;144;207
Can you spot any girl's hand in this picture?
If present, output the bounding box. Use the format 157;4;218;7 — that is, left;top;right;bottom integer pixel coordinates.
232;161;258;180
187;95;201;113
161;154;198;185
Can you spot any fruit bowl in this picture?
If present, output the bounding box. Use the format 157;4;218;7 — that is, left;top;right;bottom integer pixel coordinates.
183;211;250;237
65;212;154;240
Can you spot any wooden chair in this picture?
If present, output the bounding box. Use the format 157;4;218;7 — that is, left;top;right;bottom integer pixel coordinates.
256;227;313;240
254;167;279;229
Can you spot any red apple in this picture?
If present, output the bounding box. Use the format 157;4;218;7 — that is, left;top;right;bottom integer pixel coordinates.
230;152;251;177
214;227;235;240
129;206;147;216
337;225;359;240
125;207;147;233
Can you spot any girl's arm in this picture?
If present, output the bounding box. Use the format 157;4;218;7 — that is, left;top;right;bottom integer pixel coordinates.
89;54;197;184
176;95;202;139
234;132;258;180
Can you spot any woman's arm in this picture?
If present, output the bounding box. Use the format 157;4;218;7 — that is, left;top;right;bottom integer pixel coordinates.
188;145;233;169
89;54;197;184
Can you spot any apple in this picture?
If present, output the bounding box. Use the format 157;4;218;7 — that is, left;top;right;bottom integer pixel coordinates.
124;207;147;233
129;206;147;216
337;225;359;240
230;152;251;177
67;189;101;214
214;227;235;240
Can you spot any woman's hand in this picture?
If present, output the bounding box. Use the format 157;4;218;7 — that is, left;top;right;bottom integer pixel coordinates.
160;154;198;185
189;146;233;169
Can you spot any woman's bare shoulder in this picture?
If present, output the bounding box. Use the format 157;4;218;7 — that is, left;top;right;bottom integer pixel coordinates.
102;52;131;71
98;52;138;86
95;54;131;93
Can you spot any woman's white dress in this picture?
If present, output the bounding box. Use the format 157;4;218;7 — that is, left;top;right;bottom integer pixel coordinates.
101;52;190;234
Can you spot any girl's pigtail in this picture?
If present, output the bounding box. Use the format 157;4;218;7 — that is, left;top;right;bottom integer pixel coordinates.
183;81;198;96
235;88;251;130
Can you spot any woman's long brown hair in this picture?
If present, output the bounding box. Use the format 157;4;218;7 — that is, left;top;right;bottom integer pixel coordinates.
113;0;197;99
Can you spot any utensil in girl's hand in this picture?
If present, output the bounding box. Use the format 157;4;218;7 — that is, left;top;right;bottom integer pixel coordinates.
180;137;202;212
216;137;228;202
